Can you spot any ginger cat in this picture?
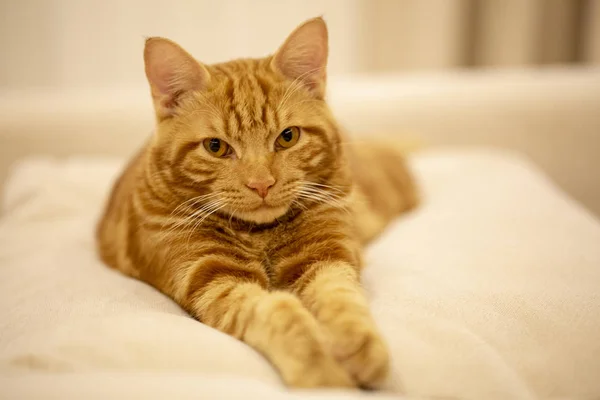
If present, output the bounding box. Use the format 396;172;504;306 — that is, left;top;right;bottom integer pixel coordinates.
97;17;417;389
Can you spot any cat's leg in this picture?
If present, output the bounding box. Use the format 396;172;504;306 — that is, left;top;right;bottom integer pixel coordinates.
277;259;389;388
177;259;354;388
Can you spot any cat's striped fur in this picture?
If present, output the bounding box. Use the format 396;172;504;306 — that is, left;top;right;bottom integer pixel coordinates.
97;17;417;388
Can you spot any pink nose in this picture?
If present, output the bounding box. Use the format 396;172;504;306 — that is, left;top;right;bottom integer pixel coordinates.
246;178;275;198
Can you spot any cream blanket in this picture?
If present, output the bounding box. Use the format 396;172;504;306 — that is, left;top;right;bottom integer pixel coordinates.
1;149;599;399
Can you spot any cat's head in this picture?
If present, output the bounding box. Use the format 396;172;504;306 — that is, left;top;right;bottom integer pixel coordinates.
144;17;348;225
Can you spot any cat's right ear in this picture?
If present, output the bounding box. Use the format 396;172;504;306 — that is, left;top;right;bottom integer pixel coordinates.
144;37;210;120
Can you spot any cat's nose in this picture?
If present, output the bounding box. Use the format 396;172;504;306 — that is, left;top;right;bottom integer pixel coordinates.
246;178;275;198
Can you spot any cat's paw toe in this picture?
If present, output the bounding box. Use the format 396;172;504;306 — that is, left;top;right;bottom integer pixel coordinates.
333;324;390;389
286;356;355;388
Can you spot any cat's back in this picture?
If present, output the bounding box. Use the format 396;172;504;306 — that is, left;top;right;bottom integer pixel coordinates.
96;143;149;275
347;141;418;243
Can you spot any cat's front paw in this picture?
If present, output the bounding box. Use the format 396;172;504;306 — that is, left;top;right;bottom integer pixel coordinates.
285;354;355;388
331;322;390;389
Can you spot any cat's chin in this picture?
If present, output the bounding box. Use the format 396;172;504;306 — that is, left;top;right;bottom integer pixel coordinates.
230;204;290;225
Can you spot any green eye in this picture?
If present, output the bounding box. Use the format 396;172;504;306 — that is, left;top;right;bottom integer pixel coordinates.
276;127;300;149
203;138;230;157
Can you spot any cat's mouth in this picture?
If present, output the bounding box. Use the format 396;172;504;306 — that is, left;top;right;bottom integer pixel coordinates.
250;201;288;215
253;202;278;211
229;201;290;224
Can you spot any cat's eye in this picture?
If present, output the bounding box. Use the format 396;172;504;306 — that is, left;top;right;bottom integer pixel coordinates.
276;127;300;149
202;138;231;158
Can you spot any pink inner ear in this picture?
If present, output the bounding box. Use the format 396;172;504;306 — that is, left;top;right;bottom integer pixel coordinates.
144;38;210;118
145;39;209;98
149;61;176;95
282;44;326;80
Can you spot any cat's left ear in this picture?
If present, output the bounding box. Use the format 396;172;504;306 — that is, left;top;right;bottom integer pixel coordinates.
144;37;211;120
271;17;328;98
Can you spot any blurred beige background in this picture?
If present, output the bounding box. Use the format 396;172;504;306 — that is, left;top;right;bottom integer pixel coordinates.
1;0;600;215
2;0;600;88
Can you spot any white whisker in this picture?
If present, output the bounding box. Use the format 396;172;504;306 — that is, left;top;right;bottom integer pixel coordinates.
169;192;224;218
296;192;350;214
184;201;227;247
292;180;353;216
228;207;239;230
